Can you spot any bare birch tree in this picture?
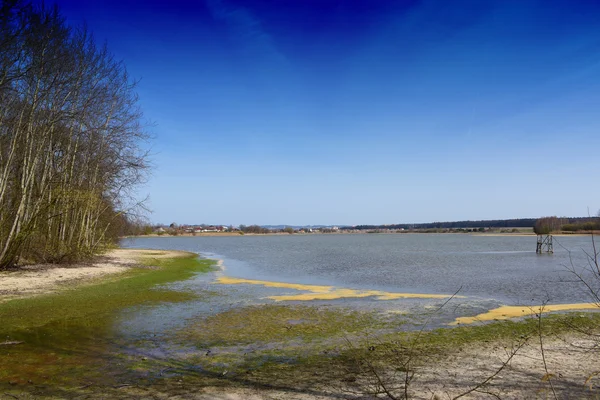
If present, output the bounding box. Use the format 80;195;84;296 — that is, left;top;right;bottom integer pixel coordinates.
0;0;148;268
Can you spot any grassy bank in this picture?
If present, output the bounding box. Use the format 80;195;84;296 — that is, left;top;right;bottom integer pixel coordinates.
0;251;213;332
0;251;214;389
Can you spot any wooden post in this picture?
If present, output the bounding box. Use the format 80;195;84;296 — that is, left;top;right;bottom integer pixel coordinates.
536;234;553;254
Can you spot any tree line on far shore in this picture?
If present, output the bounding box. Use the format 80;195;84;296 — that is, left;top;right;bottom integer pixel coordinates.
346;216;599;234
0;1;148;268
534;216;600;234
346;218;538;231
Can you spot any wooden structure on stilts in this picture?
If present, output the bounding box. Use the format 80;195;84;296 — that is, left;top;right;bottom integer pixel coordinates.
536;234;553;254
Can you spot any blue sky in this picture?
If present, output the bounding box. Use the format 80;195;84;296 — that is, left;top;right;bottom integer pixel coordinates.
52;0;600;225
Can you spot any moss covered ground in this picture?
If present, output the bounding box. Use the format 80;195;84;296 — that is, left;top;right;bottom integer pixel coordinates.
0;252;214;390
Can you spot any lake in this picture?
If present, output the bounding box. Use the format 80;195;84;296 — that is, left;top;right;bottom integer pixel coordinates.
121;233;596;309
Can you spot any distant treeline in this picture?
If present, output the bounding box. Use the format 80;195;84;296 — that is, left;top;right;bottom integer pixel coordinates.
343;219;537;231
239;225;272;234
345;217;599;232
534;216;600;234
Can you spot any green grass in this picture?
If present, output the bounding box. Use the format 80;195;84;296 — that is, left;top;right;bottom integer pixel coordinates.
217;311;600;390
182;304;393;347
170;304;401;382
0;252;215;387
323;311;600;378
176;303;600;385
419;312;600;351
3;252;599;395
0;253;213;333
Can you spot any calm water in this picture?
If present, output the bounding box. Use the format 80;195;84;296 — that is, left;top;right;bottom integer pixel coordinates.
121;234;596;305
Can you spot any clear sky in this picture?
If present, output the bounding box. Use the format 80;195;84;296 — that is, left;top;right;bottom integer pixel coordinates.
51;0;600;226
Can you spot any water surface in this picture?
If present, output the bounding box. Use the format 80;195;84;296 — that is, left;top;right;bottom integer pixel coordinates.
121;234;596;305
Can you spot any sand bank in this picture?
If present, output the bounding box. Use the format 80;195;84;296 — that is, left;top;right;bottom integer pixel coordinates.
0;249;190;302
454;303;599;324
215;275;463;301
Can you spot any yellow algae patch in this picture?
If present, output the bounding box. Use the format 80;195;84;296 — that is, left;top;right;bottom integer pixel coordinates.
269;289;463;302
453;303;599;325
375;292;462;300
215;276;332;293
216;275;462;302
268;290;378;302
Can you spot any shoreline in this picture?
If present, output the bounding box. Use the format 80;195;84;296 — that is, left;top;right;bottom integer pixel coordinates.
3;247;594;322
1;247;599;398
3;246;597;323
124;231;595;238
0;248;193;302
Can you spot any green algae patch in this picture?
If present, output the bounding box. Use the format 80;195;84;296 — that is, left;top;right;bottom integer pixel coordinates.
171;304;403;382
199;312;600;390
0;251;214;390
217;312;600;394
183;304;391;347
0;252;213;332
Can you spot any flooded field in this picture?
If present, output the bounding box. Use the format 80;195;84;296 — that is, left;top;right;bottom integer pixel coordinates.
115;233;599;337
123;233;596;302
3;234;598;397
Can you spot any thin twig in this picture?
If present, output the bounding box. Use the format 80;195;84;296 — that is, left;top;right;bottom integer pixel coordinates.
453;339;528;399
537;303;558;400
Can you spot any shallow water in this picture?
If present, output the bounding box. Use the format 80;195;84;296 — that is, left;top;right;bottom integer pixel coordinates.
121;234;596;305
4;234;597;393
114;233;600;337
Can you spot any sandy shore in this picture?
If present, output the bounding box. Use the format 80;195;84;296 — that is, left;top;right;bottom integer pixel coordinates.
0;248;188;302
167;334;600;399
400;333;600;399
2;249;599;399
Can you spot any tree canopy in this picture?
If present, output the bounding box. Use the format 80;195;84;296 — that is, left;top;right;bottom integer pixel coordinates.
0;0;149;267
